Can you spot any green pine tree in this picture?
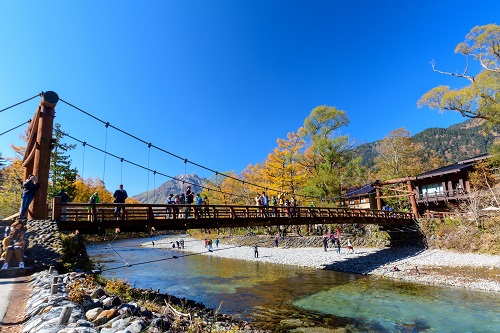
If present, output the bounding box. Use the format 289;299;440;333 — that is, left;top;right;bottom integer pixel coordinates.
49;124;78;201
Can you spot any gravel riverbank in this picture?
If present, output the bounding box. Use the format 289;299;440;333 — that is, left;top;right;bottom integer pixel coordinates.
145;235;500;293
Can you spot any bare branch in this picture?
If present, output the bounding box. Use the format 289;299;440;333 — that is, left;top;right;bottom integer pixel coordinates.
478;56;500;73
430;59;475;82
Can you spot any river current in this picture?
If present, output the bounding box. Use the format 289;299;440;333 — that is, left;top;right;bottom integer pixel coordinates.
87;237;500;333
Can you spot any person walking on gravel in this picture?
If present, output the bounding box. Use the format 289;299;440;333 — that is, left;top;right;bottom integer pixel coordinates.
347;238;354;254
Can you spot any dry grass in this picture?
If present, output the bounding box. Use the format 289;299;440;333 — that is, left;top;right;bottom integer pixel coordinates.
419;216;500;255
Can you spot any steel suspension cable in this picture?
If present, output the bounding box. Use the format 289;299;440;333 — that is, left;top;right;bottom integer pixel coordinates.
100;243;247;272
59;98;320;200
147;144;151;203
56;129;249;199
81;142;86;180
103;123;109;185
0;120;31;137
120;158;123;185
0;94;39;113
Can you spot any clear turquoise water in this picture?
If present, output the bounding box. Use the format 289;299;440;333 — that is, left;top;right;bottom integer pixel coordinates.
294;278;500;332
87;237;500;332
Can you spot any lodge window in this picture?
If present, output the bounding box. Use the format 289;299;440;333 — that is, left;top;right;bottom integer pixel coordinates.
360;197;367;203
349;199;355;205
420;183;443;196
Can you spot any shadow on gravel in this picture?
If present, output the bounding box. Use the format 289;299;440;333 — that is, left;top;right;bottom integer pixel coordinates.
322;246;427;275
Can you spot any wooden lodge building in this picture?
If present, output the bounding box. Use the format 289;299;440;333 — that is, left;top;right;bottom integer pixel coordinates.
411;154;489;215
339;184;378;210
340;154;491;217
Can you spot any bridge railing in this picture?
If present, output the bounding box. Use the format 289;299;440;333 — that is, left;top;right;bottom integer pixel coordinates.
52;197;415;223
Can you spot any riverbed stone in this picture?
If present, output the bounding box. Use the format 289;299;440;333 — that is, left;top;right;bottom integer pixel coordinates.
99;328;116;333
34;327;63;333
85;307;103;321
90;287;106;299
93;309;117;325
75;319;93;327
117;303;138;316
22;317;43;333
111;317;132;330
124;319;147;333
149;317;171;331
102;296;121;308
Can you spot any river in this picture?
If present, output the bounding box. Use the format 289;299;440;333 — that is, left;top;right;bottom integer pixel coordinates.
87;236;500;333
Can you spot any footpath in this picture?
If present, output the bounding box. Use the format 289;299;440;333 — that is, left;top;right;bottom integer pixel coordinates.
0;219;63;332
0;277;14;324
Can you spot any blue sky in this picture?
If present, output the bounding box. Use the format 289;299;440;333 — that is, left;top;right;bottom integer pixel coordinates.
0;1;498;196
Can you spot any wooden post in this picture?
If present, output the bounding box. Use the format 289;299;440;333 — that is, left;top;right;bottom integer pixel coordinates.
407;180;419;218
58;305;74;325
51;275;59;294
375;181;382;210
23;91;59;220
52;196;62;221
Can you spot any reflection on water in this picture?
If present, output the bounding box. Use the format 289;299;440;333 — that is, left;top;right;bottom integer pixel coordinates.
88;237;500;333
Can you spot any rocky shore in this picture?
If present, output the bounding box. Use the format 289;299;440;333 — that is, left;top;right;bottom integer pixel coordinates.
19;269;255;333
146;235;500;293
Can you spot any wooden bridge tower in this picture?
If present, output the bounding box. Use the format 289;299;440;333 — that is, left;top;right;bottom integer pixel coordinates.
22;91;59;219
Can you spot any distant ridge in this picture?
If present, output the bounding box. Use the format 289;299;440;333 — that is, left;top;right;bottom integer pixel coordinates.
132;173;205;204
355;119;497;168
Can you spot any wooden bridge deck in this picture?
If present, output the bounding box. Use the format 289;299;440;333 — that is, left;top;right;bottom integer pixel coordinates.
54;203;416;234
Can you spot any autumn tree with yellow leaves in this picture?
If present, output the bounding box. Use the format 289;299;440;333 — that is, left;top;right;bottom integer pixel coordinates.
203;171;250;205
261;130;307;197
0;145;25;218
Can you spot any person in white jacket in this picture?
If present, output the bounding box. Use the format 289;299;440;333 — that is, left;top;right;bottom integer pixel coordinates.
347;238;354;254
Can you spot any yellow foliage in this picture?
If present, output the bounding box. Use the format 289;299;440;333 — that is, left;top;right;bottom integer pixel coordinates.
73;177;113;203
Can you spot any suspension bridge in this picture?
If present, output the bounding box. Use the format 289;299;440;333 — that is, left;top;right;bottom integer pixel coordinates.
2;92;417;234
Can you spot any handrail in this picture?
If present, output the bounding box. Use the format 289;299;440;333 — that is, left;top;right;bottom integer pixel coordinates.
52;199;415;225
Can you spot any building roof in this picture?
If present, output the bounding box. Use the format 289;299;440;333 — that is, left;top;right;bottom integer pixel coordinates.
341;184;375;198
415;153;489;180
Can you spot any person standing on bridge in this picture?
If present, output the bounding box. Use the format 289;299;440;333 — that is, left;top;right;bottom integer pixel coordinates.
185;186;194;218
261;192;269;217
179;193;185;217
195;193;203;218
19;174;40;220
255;193;262;217
166;194;174;219
203;196;211;218
113;184;128;220
57;189;70;222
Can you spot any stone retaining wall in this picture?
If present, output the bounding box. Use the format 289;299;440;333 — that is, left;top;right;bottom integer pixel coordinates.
1;219;64;277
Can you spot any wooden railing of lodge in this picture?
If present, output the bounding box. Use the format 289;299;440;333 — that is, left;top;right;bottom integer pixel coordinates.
52;198;416;233
415;189;469;204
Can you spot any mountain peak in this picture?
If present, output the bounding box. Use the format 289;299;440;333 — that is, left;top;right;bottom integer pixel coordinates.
132;174;205;204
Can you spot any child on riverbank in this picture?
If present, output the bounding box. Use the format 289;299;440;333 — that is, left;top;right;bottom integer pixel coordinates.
347;238;354;254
